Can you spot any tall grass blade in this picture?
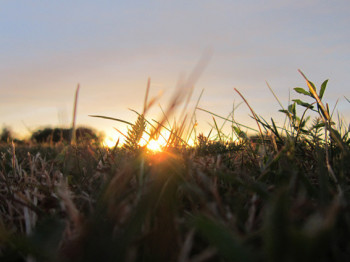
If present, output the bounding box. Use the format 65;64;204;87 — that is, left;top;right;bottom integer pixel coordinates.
185;88;204;143
143;77;151;114
266;81;285;110
298;69;330;121
71;84;80;145
196;107;258;132
212;116;222;142
89;115;134;126
234;88;265;145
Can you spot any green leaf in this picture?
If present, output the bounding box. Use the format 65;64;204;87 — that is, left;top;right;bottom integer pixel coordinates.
299;116;310;130
319;79;328;100
313;121;335;129
212;116;222;141
292;99;314;109
308;81;317;93
233;126;248;139
313;122;326;129
294;87;311;97
279;109;290;116
288;103;296;116
271;118;281;139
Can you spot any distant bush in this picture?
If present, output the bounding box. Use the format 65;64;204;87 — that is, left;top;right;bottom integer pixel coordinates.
0;127;13;143
31;127;101;144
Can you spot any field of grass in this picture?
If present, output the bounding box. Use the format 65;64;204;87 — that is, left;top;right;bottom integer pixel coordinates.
1;72;350;261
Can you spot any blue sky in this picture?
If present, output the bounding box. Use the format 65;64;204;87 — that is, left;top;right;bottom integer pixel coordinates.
1;0;349;140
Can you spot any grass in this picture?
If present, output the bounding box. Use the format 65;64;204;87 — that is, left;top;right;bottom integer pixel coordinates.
0;71;350;261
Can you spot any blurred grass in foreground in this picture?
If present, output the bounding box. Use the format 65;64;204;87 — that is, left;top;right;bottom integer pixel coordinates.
0;71;350;262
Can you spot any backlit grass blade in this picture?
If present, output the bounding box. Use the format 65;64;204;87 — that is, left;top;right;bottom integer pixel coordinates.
143;77;150;114
234;88;265;146
212;116;222;142
89;115;134;126
196;107;258;132
71;84;80;145
298;69;330;121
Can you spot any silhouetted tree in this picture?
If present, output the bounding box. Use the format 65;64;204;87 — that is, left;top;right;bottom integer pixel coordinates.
31;127;101;144
0;127;13;143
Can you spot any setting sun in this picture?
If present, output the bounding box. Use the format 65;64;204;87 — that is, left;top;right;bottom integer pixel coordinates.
103;137;118;148
103;134;125;148
144;139;163;152
103;130;172;152
139;131;171;152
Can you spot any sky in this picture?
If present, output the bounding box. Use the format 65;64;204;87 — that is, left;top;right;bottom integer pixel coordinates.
1;0;349;142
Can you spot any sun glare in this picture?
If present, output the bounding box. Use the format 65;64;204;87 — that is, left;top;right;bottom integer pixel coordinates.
139;132;170;152
103;131;170;151
103;129;195;152
103;136;121;148
145;139;163;152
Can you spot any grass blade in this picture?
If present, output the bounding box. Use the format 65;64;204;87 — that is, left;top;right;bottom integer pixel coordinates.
71;84;80;145
89;115;134;126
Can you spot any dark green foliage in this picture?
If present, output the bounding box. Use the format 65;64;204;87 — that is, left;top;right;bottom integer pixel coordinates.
1;126;350;261
31;127;100;144
0;127;13;143
294;87;312;97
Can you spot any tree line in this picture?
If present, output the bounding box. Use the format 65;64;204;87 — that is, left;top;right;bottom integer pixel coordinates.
0;126;102;144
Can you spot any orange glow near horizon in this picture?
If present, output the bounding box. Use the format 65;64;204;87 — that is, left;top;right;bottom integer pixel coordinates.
103;136;120;148
102;130;171;151
139;130;171;152
103;129;195;151
144;138;164;152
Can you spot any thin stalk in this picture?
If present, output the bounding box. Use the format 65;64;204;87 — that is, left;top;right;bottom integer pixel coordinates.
295;105;313;142
185;89;204;143
324;124;342;196
266;81;289;137
212;116;222;142
196;107;258;132
234;88;265;146
143;78;151;114
152;119;189;146
71;84;80;145
89;115;134;126
159;104;172;129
